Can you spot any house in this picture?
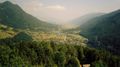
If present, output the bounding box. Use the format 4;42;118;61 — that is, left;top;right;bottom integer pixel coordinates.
80;64;90;67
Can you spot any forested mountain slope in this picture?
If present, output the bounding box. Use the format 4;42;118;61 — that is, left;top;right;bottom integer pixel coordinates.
79;9;120;55
0;1;58;31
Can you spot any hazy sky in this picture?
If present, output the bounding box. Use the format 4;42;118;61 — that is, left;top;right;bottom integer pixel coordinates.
0;0;120;24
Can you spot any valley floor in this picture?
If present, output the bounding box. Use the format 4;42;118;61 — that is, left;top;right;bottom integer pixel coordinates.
29;31;87;46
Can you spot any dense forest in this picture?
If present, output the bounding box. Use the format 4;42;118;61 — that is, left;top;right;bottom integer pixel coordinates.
0;35;120;67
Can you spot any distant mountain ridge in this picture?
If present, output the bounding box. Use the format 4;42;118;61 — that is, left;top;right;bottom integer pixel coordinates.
70;13;105;27
0;1;57;31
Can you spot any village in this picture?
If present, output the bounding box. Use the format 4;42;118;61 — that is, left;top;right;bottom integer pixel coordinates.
29;31;87;46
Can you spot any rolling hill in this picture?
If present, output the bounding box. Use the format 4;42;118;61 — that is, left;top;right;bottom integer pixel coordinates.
0;1;58;31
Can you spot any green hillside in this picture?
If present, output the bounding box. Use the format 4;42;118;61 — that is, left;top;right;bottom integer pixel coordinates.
79;9;120;55
0;1;58;31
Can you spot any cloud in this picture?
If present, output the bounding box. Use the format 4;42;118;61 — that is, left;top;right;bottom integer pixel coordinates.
22;0;44;12
23;1;66;12
46;5;66;11
25;1;43;7
19;0;67;23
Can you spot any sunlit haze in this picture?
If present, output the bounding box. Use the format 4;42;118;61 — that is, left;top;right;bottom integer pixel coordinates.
0;0;120;24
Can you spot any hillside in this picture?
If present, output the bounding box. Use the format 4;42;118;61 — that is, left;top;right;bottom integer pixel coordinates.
70;13;105;27
79;9;120;55
0;1;58;31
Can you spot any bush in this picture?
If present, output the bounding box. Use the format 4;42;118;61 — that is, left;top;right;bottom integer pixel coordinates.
65;57;80;67
91;60;108;67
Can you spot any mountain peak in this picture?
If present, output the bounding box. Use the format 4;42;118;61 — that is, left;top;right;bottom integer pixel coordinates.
0;1;16;7
2;1;13;5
